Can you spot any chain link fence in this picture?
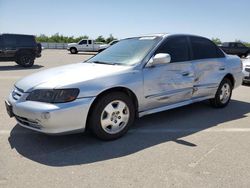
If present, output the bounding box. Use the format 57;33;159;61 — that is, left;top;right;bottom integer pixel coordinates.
41;42;68;49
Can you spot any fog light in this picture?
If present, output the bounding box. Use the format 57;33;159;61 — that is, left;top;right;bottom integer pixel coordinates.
41;112;50;119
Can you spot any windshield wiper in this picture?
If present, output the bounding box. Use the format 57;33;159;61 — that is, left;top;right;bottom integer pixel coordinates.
91;61;118;65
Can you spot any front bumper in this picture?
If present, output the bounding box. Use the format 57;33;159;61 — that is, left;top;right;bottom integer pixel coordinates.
243;68;250;83
7;93;95;134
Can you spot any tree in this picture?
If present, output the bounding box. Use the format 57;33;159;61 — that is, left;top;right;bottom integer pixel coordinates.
211;38;222;45
95;35;106;43
106;34;117;43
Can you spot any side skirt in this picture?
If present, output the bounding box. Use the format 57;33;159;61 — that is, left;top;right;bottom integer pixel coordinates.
138;96;213;118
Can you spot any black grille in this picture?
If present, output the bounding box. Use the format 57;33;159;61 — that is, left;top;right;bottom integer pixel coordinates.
245;68;250;72
15;116;41;129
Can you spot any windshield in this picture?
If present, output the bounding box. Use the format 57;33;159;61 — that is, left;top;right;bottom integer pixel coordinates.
87;36;161;66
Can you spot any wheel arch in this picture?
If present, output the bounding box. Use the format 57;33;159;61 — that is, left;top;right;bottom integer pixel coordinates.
223;73;235;88
86;86;139;130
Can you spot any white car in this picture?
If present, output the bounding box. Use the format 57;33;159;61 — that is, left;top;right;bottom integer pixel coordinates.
242;58;250;83
67;39;108;54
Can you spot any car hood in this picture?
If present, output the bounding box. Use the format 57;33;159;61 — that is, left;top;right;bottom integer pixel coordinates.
67;43;77;46
15;63;132;92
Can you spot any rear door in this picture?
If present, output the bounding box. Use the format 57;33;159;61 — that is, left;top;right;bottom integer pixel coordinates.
143;36;195;110
190;36;226;99
2;35;18;58
87;40;94;51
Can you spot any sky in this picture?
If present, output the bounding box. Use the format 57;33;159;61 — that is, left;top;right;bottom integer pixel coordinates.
0;0;250;42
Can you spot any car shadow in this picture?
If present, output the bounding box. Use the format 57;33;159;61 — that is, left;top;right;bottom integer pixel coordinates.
8;100;250;166
0;65;44;71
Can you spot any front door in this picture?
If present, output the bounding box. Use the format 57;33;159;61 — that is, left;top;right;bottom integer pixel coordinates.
78;39;88;51
143;36;194;110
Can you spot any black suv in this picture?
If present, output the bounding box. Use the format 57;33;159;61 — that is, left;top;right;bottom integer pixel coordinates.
0;34;42;67
220;42;250;58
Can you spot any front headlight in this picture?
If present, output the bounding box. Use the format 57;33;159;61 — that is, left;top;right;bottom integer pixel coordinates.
26;89;80;103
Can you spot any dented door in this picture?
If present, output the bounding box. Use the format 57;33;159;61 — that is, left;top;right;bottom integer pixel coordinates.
143;62;195;110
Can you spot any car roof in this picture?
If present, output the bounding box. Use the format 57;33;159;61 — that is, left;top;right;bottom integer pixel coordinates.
125;33;210;40
0;33;35;37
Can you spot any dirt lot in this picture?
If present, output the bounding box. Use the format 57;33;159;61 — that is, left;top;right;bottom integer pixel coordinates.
0;50;250;188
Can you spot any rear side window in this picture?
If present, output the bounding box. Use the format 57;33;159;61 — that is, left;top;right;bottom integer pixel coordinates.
88;40;92;45
155;36;189;62
236;43;245;48
222;42;229;47
190;37;224;60
3;35;17;47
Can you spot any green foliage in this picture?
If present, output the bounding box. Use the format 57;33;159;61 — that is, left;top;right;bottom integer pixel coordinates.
211;38;222;45
95;35;106;43
36;33;118;44
36;33;89;43
106;34;117;44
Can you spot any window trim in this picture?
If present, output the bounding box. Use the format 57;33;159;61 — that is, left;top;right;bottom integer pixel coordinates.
79;40;87;45
154;36;191;63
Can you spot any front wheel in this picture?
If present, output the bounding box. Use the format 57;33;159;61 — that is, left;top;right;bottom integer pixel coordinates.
70;47;78;54
88;92;135;140
210;78;233;108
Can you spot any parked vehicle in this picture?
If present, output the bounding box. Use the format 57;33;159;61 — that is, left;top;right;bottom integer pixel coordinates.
108;40;119;46
242;58;250;83
5;34;243;140
0;34;42;67
67;39;109;54
219;42;250;58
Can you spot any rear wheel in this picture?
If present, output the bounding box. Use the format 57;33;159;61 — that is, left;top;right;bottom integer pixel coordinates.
88;92;135;140
16;53;34;67
210;78;232;108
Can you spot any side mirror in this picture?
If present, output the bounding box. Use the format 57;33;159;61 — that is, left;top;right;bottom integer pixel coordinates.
147;53;171;67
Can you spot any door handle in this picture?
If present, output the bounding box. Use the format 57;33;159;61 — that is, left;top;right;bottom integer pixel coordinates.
182;71;190;76
219;67;225;71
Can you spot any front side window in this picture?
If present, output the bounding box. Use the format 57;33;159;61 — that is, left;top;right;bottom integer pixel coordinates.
155;36;189;62
16;36;35;46
79;40;87;45
190;36;224;60
236;43;245;48
87;37;161;66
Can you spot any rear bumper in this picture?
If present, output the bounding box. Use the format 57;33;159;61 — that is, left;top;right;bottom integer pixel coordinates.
8;94;95;134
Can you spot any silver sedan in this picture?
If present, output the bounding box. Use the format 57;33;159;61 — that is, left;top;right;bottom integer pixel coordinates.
5;34;243;140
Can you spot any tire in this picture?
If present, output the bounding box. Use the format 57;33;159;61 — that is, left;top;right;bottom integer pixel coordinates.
16;53;35;67
70;47;78;54
210;78;233;108
88;92;135;140
245;52;250;58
